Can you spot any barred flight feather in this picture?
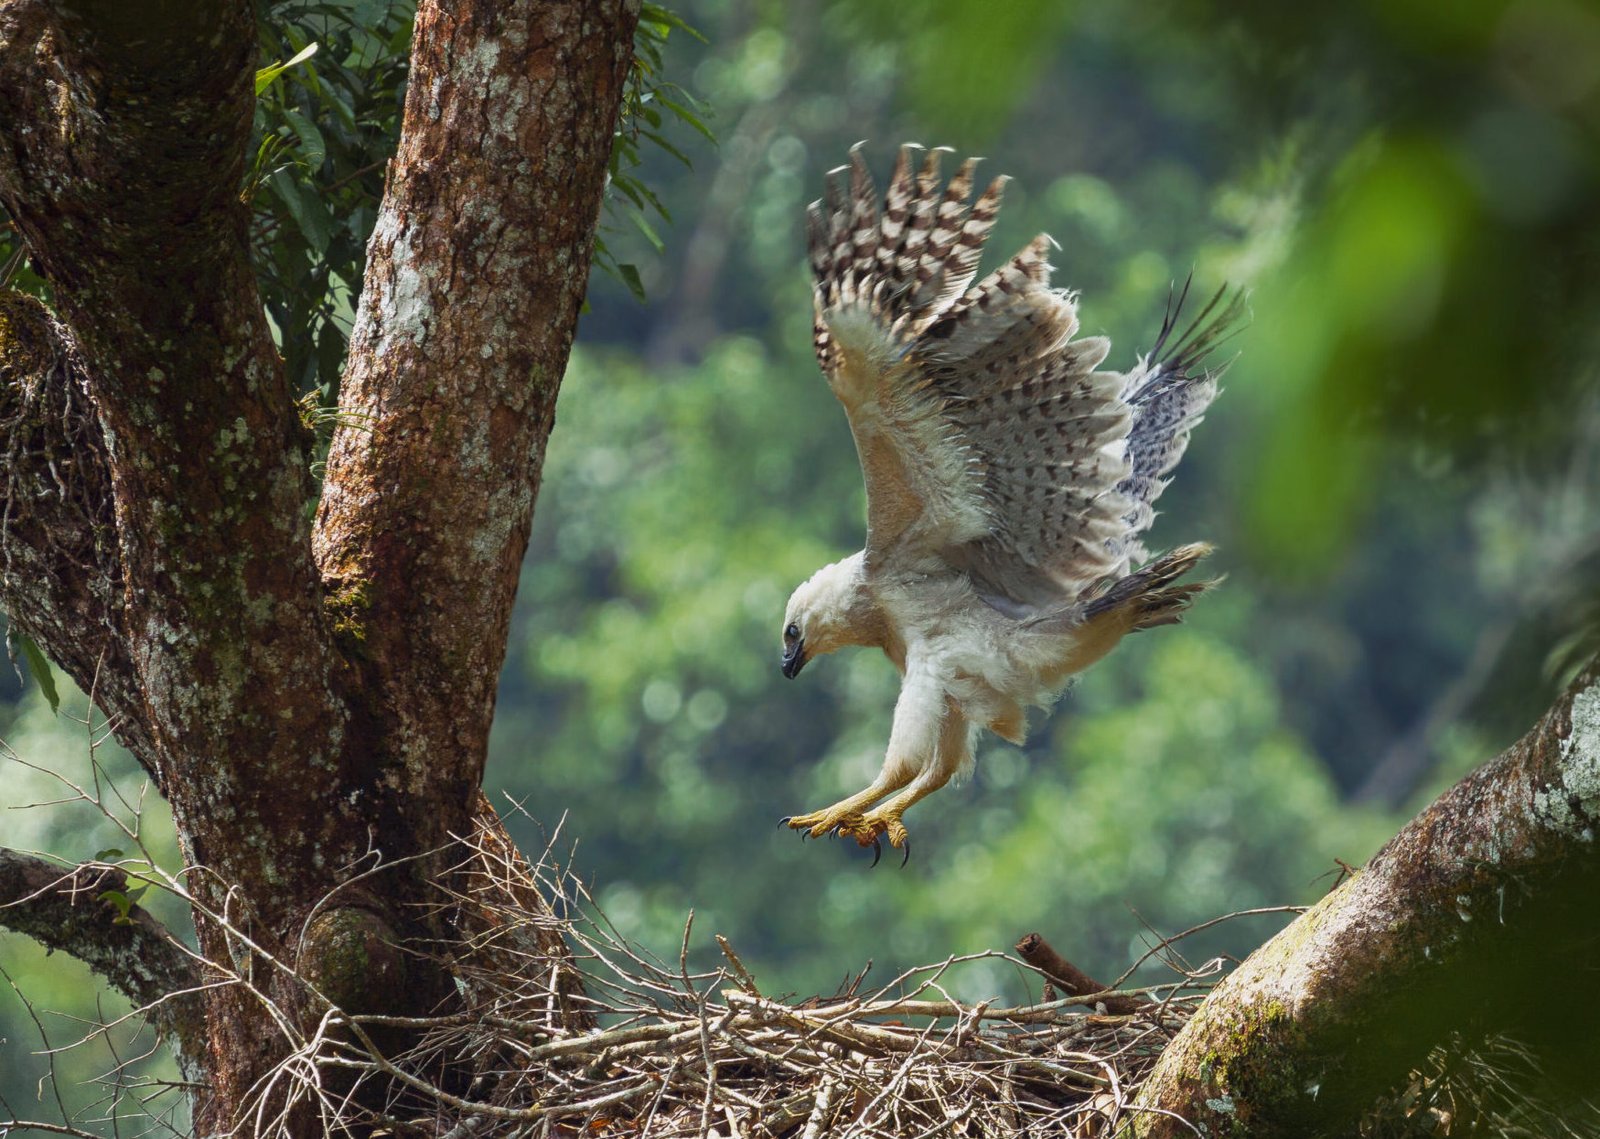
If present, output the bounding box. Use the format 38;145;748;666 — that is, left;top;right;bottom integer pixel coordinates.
805;144;1240;613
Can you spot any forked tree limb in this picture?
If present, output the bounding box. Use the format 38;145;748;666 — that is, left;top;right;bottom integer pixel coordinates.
1126;664;1600;1137
0;1;636;1129
0;0;350;887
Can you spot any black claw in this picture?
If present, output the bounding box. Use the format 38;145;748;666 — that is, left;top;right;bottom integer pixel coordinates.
779;816;793;827
869;839;883;868
900;840;912;868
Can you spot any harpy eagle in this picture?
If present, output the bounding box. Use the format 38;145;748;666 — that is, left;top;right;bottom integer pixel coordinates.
779;143;1241;858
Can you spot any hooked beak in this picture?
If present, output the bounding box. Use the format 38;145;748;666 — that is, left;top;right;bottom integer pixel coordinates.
781;639;807;679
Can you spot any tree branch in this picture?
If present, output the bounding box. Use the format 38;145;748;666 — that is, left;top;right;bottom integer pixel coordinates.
313;0;642;843
1128;664;1600;1136
0;848;204;1078
0;290;159;780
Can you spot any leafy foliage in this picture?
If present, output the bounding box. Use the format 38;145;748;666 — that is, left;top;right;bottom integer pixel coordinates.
252;1;414;400
251;0;709;408
598;4;714;302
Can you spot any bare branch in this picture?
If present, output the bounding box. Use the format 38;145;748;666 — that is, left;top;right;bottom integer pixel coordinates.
1016;932;1148;1016
0;848;203;1074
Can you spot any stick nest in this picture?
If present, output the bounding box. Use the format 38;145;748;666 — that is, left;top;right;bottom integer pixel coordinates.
325;820;1215;1138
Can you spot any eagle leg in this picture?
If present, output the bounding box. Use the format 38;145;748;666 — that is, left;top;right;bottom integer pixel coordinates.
839;698;970;849
786;666;962;848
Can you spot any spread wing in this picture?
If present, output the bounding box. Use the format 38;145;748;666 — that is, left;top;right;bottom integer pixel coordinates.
808;143;1241;614
1108;280;1245;577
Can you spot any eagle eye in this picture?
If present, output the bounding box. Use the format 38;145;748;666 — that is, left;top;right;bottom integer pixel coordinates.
784;623;800;642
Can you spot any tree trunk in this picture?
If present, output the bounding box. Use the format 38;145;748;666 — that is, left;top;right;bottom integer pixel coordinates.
0;0;637;1132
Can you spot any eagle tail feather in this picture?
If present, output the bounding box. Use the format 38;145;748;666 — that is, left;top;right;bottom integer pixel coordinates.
1081;542;1218;629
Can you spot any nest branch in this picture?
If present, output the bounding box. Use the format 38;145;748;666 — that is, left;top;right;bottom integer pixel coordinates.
0;290;157;781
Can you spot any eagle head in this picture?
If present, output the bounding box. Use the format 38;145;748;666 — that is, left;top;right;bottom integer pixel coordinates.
781;552;874;679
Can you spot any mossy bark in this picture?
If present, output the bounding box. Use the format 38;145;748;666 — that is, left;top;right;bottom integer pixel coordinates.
1127;666;1600;1137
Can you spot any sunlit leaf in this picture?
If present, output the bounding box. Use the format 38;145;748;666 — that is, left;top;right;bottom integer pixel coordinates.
254;40;319;96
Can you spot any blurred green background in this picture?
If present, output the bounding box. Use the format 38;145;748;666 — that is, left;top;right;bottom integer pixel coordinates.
4;0;1599;1130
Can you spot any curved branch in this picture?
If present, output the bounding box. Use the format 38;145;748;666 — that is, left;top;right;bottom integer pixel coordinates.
1128;665;1600;1136
0;291;159;780
313;0;641;843
0;848;204;1077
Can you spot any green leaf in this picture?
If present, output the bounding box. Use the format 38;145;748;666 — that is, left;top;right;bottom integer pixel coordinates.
617;262;647;302
658;96;715;143
5;627;59;714
641;128;692;169
270;169;334;254
97;890;132;922
255;41;320;96
282;108;328;170
640;3;707;42
611;174;648;211
94;848;124;862
628;208;666;253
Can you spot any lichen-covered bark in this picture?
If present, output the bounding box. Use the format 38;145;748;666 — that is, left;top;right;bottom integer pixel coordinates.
0;0;355;883
0;0;636;1132
1127;666;1600;1137
0;5;355;1124
0;849;204;1078
313;0;639;854
0;291;156;771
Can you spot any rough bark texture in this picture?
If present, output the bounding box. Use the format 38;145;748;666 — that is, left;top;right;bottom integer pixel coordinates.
0;849;204;1077
1126;666;1600;1137
312;2;635;849
0;0;638;1132
0;291;154;765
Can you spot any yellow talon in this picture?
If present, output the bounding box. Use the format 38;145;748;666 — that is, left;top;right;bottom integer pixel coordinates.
785;807;865;839
786;797;913;853
852;811;908;849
